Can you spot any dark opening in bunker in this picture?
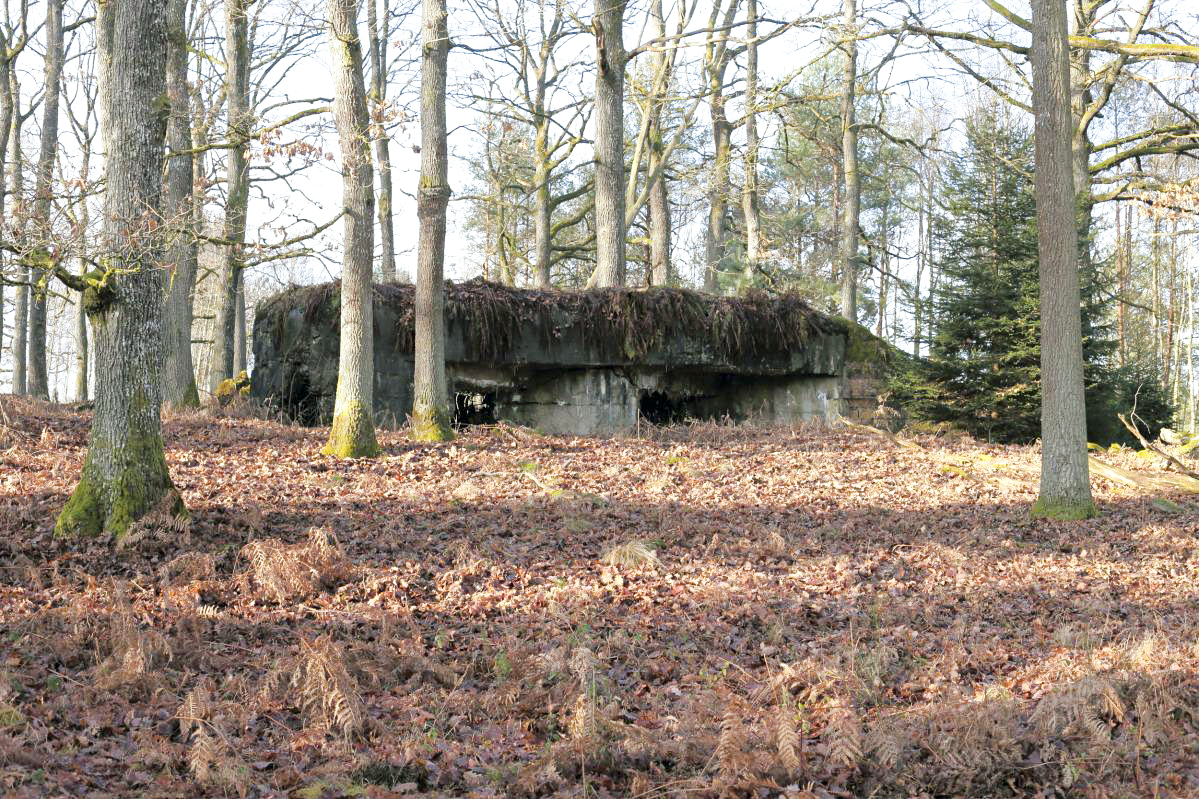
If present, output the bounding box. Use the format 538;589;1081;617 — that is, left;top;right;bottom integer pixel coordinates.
283;370;322;426
455;391;497;427
640;390;710;425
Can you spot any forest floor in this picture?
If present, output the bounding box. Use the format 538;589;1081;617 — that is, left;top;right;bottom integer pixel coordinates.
3;397;1199;798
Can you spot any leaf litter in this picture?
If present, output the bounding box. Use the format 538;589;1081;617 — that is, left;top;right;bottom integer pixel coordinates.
1;396;1199;796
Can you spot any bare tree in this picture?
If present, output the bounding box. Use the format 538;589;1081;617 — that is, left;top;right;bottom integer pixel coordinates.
701;0;740;292
646;0;672;285
0;0;30;389
163;0;201;408
324;0;381;457
63;38;99;403
9;74;33;395
367;0;397;282
591;0;628;288
740;0;760;285
411;0;454;441
208;0;252;395
1030;0;1095;519
837;0;860;320
55;0;183;537
25;0;63;399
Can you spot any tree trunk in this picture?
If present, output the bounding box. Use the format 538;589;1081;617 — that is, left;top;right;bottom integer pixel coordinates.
26;0;63;400
324;0;381;457
591;0;627;289
367;0;396;282
411;0;454;441
210;0;251;394
647;0;671;286
234;269;247;374
55;0;183;538
532;60;552;287
73;128;93;403
1030;0;1094;520
0;53;13;385
532;156;552;287
162;0;200;408
741;0;761;286
838;0;860;322
10;100;26;396
75;260;87;400
702;0;739;293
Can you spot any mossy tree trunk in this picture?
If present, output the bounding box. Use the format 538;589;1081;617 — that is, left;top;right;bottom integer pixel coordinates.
162;0;201;409
1030;0;1095;520
26;0;62;401
411;0;454;442
55;0;183;539
591;0;627;289
323;0;381;458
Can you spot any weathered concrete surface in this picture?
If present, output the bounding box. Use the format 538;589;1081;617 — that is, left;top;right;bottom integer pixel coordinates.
251;280;870;435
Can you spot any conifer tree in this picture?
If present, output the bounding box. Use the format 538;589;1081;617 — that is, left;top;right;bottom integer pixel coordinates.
916;109;1042;442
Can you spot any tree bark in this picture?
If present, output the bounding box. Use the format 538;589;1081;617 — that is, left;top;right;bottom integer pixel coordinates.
1030;0;1095;519
647;0;671;286
162;0;200;408
55;0;183;538
209;0;251;394
73;123;93;403
591;0;628;288
838;0;860;322
702;0;739;293
324;0;381;457
741;0;761;286
0;50;13;385
26;0;63;400
411;0;454;441
10;94;26;396
367;0;396;282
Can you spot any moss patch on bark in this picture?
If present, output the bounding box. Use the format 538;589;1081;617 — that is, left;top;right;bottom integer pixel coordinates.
322;399;381;458
1031;496;1098;521
55;429;184;539
409;405;454;443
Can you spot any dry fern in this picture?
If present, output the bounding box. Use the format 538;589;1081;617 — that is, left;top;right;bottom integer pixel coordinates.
776;704;802;777
287;635;366;739
715;710;745;778
240;527;352;603
94;588;170;691
176;680;245;790
568;692;600;749
825;702;863;771
116;492;190;551
158;551;216;587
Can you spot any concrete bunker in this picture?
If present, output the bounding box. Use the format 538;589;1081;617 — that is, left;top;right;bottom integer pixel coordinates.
251;280;878;436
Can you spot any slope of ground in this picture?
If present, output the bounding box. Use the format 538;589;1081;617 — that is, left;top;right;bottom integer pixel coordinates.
1;396;1199;798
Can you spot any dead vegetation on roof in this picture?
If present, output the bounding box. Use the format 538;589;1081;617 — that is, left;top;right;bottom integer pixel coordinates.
258;278;846;362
